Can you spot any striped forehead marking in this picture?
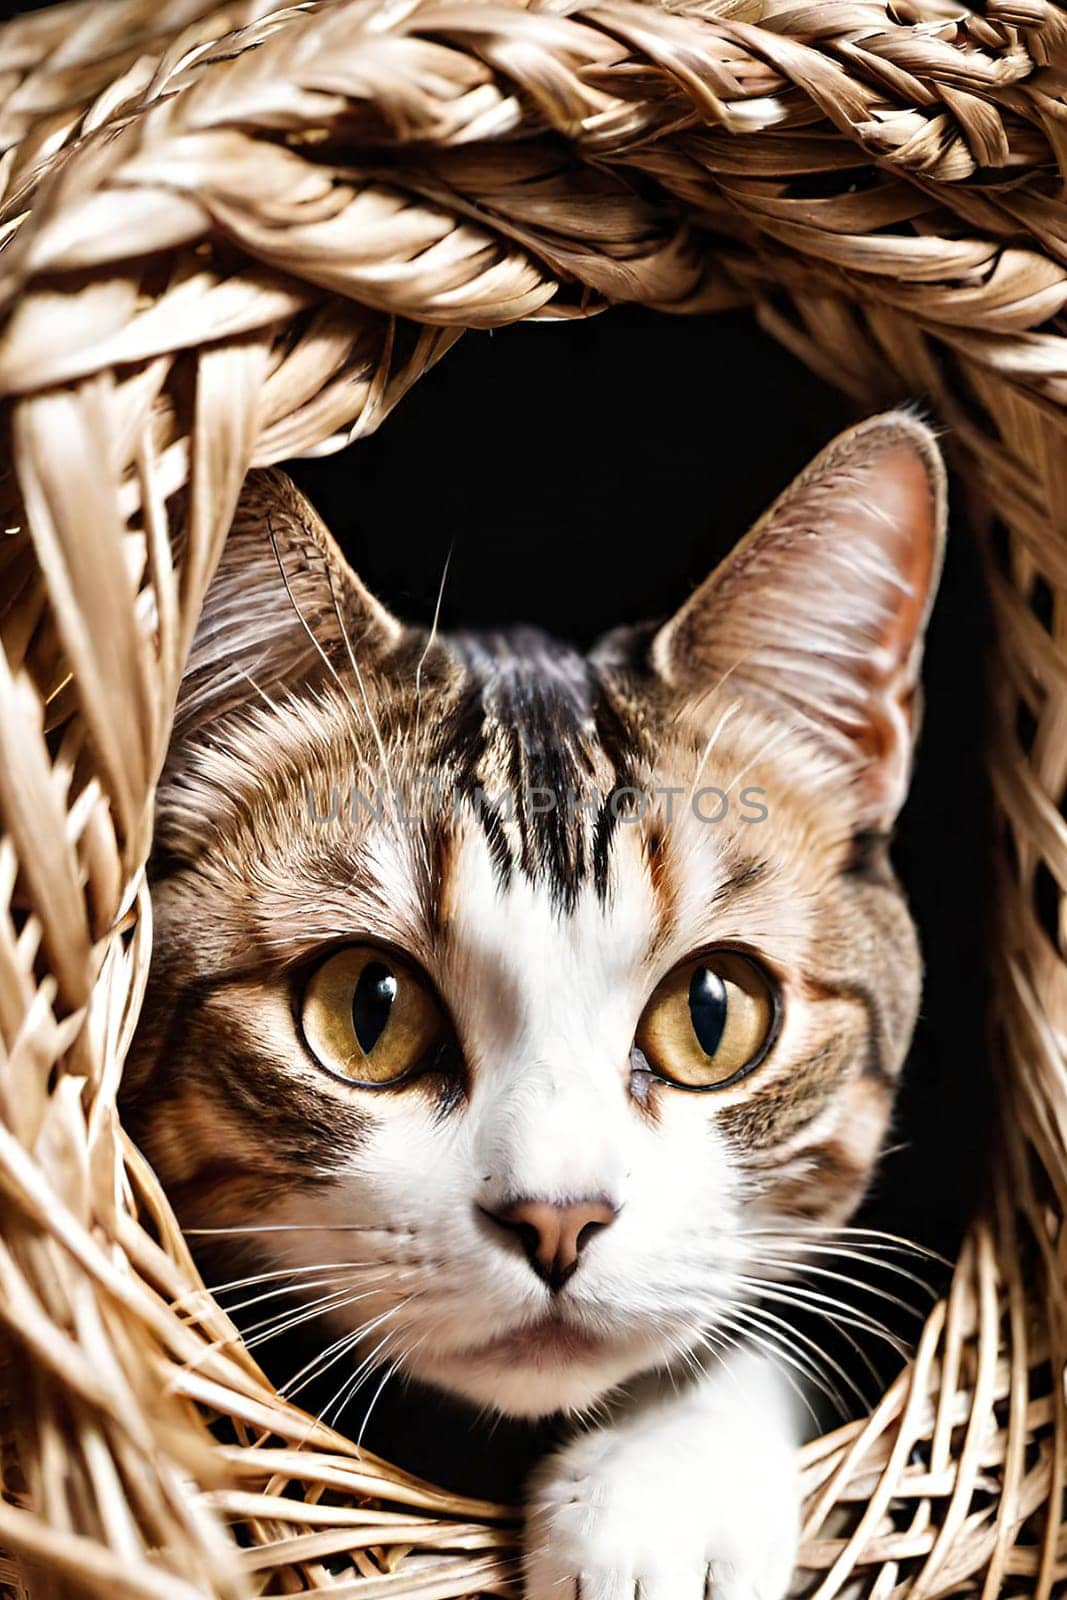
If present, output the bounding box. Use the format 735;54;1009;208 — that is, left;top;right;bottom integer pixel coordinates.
435;628;645;912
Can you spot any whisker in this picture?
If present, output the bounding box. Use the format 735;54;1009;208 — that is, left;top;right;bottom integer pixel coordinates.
721;723;795;798
242;1283;390;1351
324;1323;404;1428
669;648;754;728
668;1329;741;1403
750;1252;936;1315
282;1299;411;1404
744;1224;949;1266
717;1306;850;1419
747;1235;941;1280
742;1232;941;1301
740;1258;928;1324
698;1321;823;1430
280;1319;384;1404
172;1269;334;1316
413;544;452;750
329;573;400;834
202;1260;387;1299
356;1330;430;1450
184;1224;410;1235
222;1263;411;1319
741;1280;902;1395
738;1275;913;1359
311;1337;380;1434
234;666;279;713
711;1314;824;1407
221;1272;368;1322
356;1357;400;1449
687;699;741;802
727;1299;871;1414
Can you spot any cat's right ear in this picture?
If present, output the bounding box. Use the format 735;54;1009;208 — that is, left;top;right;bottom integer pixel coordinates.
171;468;404;745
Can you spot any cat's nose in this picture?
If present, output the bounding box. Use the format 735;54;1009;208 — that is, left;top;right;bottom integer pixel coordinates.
480;1197;618;1291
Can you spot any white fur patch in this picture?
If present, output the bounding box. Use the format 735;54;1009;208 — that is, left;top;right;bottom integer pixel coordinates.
525;1352;800;1600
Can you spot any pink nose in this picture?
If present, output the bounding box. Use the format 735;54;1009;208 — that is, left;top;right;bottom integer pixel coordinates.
481;1197;618;1291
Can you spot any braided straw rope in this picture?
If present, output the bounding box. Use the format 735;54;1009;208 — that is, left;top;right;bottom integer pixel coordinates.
1;0;1066;1594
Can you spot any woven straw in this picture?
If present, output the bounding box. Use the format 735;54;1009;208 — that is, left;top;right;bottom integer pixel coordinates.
0;0;1066;1595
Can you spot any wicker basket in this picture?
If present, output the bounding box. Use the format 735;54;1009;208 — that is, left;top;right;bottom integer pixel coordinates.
0;0;1065;1595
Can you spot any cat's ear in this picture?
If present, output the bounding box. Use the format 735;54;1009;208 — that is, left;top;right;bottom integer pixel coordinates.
173;468;404;744
651;411;946;833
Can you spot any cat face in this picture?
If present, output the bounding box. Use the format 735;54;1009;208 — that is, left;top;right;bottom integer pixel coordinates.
126;413;945;1419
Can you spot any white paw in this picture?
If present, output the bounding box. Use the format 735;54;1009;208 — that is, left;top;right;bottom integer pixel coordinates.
523;1361;798;1600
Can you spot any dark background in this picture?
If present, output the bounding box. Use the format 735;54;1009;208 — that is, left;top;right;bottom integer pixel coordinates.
4;0;993;1465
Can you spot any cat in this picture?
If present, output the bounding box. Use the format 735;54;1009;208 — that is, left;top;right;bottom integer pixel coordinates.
124;409;946;1600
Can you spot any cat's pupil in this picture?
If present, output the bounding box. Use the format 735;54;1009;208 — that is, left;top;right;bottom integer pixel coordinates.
688;967;727;1057
353;961;397;1054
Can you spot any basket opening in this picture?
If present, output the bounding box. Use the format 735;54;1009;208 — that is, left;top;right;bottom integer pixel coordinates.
222;305;997;1486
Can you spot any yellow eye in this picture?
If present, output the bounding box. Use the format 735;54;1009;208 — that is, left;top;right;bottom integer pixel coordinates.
301;946;446;1085
635;952;778;1090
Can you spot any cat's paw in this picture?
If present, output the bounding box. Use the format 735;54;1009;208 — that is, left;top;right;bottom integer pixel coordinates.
523;1363;798;1600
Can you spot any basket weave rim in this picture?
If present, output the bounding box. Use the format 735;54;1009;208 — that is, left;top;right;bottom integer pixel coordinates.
1;0;1066;1596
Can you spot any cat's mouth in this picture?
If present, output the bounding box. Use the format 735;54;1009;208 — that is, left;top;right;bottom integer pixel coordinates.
461;1313;613;1367
420;1307;671;1415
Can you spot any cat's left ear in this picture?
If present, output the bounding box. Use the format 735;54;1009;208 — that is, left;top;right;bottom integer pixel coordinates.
651;411;947;833
155;470;408;867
